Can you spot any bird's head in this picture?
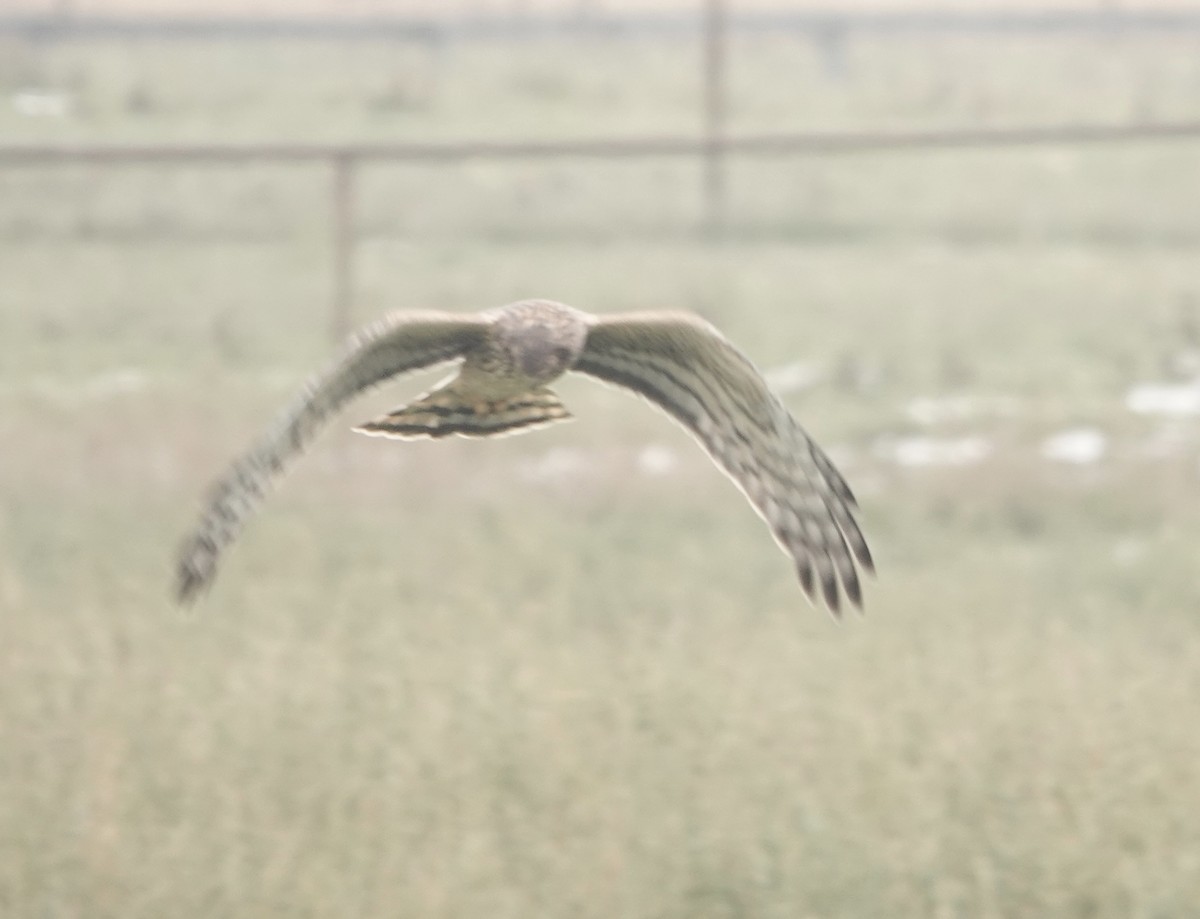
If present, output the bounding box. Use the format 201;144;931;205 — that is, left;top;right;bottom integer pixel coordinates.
494;300;590;383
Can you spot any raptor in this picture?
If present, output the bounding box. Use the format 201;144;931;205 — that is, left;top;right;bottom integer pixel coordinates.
176;299;873;613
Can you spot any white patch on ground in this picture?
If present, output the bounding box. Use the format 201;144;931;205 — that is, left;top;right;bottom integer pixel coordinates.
876;435;992;468
635;444;678;477
12;90;73;118
764;360;823;396
1041;427;1107;465
1125;379;1200;417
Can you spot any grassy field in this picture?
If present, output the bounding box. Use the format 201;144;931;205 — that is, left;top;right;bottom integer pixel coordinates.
3;26;1200;919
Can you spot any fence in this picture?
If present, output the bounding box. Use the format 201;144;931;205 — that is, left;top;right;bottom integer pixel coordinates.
6;121;1200;339
6;4;1200;337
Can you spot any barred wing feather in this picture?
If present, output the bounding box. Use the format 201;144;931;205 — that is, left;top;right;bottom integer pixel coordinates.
176;312;489;604
575;312;873;613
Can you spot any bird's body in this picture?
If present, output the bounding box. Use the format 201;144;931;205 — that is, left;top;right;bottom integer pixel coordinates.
177;299;873;613
356;299;588;439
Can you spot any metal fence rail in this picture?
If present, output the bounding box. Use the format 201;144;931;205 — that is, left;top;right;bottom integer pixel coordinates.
7;123;1200;166
6;120;1200;338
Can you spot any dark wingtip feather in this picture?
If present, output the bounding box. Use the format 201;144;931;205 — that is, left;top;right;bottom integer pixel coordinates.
175;568;205;606
821;567;841;618
843;566;863;612
796;557;816;601
175;535;216;607
856;539;876;575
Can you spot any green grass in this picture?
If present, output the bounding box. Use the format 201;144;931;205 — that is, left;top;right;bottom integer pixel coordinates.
3;26;1200;919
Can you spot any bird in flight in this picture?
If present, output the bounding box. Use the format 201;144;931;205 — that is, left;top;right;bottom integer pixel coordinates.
176;299;873;613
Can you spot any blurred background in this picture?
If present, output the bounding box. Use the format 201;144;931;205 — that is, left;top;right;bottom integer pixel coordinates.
3;1;1200;916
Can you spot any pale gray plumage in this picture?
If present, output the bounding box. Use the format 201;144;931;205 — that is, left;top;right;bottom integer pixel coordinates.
176;299;873;612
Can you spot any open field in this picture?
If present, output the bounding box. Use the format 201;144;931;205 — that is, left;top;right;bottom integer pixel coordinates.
3;25;1200;919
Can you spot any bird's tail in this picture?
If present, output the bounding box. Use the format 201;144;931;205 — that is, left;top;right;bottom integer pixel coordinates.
355;386;572;440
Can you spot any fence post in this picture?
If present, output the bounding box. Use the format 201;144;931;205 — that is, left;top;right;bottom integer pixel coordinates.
331;153;355;342
702;0;728;231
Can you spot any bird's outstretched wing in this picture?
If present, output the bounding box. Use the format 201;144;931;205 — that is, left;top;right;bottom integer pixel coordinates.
176;311;490;604
574;312;873;614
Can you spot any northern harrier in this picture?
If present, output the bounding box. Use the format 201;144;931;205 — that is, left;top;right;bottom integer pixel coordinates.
176;299;873;613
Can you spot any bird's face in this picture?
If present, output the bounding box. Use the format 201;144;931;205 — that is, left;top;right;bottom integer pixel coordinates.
516;338;579;381
492;304;589;384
